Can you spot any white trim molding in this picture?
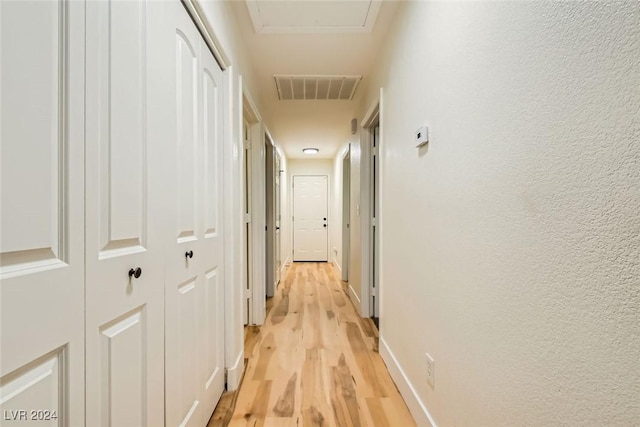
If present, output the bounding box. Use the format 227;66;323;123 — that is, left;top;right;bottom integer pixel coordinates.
359;96;381;318
243;89;262;123
377;87;385;322
349;285;361;307
333;258;342;273
181;0;231;69
225;350;244;391
281;255;291;276
250;122;267;325
379;337;438;427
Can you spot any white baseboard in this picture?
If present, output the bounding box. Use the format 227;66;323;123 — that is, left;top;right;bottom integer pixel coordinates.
281;256;291;275
333;256;342;273
348;284;361;308
379;336;438;427
226;350;244;391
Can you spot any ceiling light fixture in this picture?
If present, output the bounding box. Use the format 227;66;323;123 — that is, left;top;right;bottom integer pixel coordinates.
303;148;319;155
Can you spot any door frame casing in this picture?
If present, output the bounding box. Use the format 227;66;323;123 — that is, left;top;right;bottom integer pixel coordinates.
242;88;261;326
249;122;269;325
341;147;351;282
360;91;384;319
265;136;276;297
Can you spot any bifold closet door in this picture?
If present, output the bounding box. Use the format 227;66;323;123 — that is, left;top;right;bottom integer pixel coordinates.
164;2;226;426
0;1;86;425
84;1;167;426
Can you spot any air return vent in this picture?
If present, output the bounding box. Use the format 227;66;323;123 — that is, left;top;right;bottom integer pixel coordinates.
274;75;362;100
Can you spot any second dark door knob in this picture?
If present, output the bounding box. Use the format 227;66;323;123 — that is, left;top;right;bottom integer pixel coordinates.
128;267;142;279
185;250;194;259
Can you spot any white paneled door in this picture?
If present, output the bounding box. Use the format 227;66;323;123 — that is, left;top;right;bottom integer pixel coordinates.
84;1;166;426
0;1;85;425
164;3;226;426
293;176;329;261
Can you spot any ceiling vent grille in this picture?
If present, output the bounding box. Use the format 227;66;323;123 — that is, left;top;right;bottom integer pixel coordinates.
274;75;362;100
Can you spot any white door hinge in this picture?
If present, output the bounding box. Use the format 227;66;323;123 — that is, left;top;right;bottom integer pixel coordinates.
244;289;252;299
371;287;377;297
245;213;251;223
372;217;377;227
372;147;378;156
243;140;251;150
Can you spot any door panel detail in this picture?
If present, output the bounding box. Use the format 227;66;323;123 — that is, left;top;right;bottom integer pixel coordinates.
203;71;219;238
0;348;66;426
99;308;146;427
1;0;68;276
176;33;199;244
96;0;148;259
204;268;222;389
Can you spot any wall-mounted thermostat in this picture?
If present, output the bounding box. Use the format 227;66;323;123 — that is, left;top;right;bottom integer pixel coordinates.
415;125;429;147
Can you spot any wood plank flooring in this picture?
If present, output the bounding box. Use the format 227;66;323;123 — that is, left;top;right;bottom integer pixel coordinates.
209;262;416;427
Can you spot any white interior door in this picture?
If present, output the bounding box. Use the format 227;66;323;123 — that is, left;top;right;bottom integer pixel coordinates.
0;2;85;424
198;23;226;421
165;3;225;426
293;175;328;262
84;1;165;426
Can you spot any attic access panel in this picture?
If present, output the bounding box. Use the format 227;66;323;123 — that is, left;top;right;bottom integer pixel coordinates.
274;75;362;101
246;0;382;33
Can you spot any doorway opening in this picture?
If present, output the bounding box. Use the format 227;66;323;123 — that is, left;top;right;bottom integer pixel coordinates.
371;123;380;329
242;118;252;325
265;137;281;297
362;98;381;330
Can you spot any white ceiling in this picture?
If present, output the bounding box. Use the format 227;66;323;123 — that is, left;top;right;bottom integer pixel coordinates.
229;0;400;159
245;0;382;33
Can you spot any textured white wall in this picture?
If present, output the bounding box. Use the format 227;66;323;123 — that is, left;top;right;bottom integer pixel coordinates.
360;2;640;425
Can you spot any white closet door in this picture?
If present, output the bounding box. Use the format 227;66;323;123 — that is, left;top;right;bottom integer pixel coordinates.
165;3;225;426
84;1;165;426
199;35;226;420
0;1;85;425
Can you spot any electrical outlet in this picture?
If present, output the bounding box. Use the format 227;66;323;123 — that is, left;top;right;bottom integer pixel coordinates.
425;353;435;388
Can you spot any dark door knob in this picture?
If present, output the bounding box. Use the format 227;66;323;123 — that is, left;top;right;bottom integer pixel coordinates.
323;224;327;228
185;250;194;259
323;217;327;220
128;267;142;279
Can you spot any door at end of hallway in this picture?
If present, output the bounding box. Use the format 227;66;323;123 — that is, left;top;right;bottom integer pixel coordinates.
293;175;328;262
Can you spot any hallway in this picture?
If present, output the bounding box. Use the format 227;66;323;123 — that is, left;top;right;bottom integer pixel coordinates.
215;262;415;426
1;1;638;425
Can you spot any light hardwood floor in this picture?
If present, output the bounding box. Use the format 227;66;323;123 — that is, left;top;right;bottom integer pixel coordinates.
209;262;416;427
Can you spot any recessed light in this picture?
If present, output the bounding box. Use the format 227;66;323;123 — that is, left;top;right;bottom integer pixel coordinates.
303;148;319;154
